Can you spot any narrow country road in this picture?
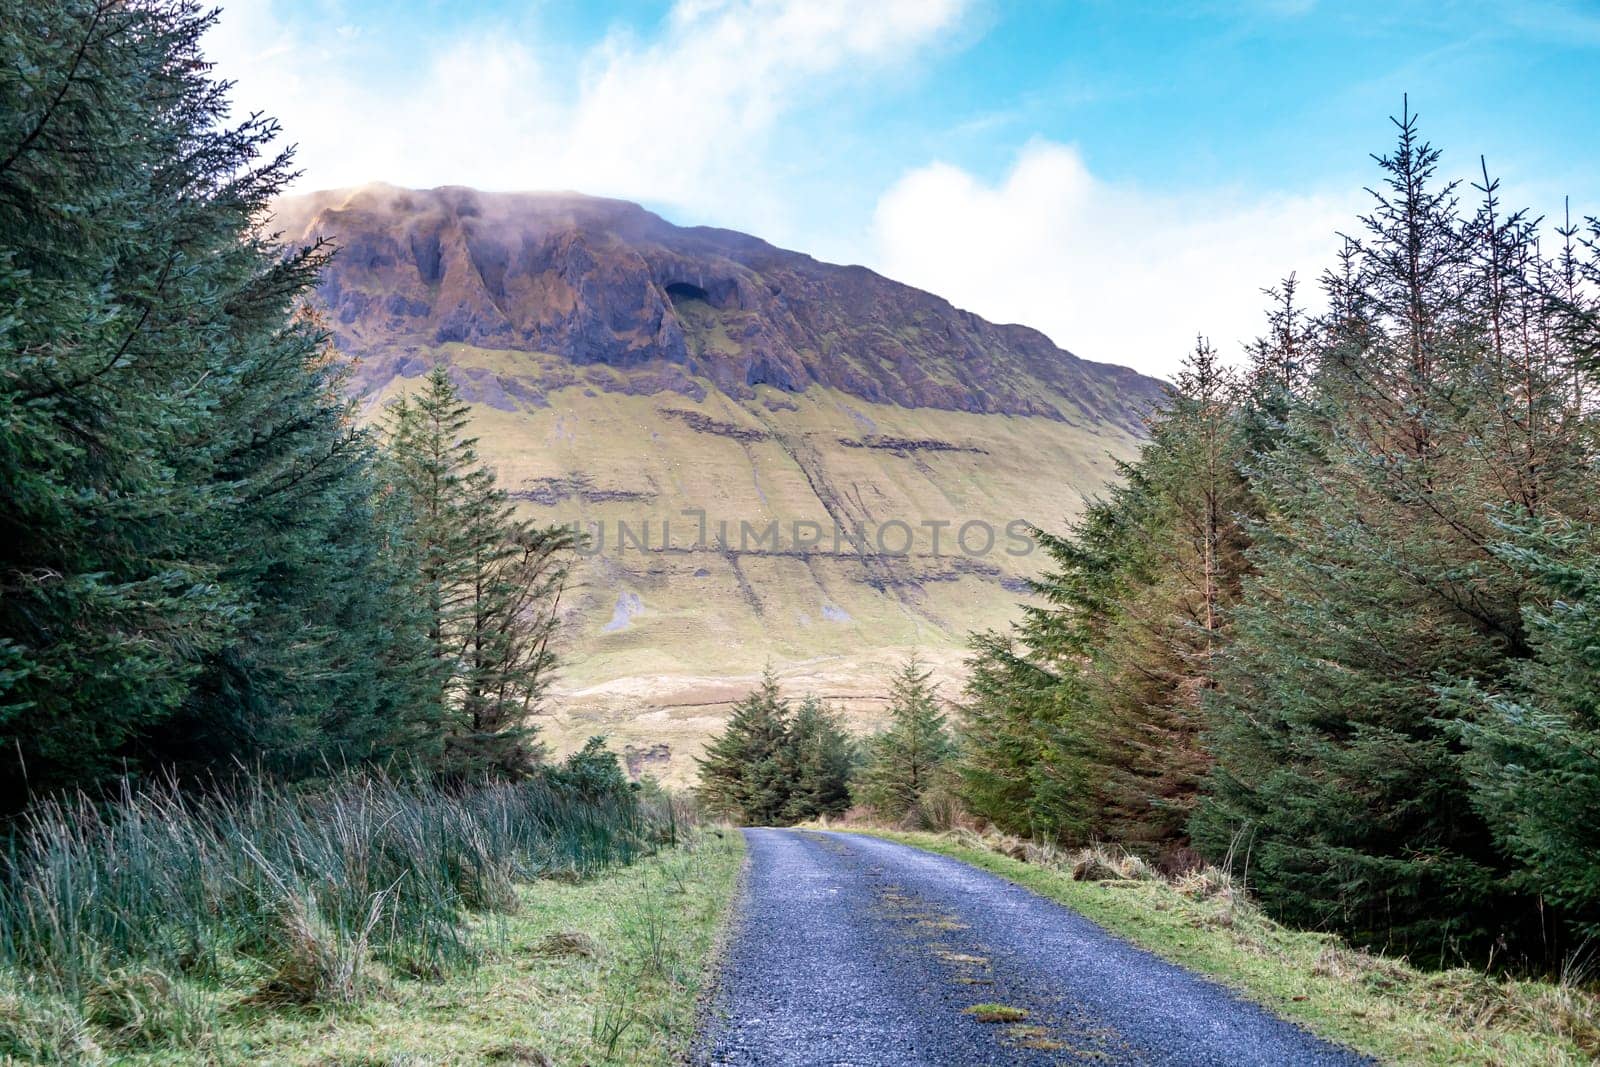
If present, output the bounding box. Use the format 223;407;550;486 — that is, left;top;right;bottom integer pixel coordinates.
693;829;1372;1067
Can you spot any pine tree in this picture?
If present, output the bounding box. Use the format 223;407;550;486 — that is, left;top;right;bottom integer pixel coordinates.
782;696;855;822
451;520;575;776
384;366;575;778
0;0;431;804
696;669;794;824
1;0;246;802
546;736;637;803
858;655;956;820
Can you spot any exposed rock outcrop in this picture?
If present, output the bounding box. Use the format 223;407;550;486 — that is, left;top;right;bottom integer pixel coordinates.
272;185;1165;432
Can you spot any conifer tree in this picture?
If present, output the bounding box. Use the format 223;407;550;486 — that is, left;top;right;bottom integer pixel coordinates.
1090;341;1253;853
696;668;794;824
384;366;575;778
858;655;956;820
0;0;431;804
956;341;1252;855
956;506;1136;842
782;697;855;822
1193;109;1598;960
952;108;1598;963
143;320;443;778
1450;518;1600;942
956;629;1059;834
1029;505;1157;842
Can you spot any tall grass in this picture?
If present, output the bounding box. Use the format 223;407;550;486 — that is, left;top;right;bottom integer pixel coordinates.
0;772;672;1058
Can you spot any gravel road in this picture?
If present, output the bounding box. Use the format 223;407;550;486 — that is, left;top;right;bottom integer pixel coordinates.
693;829;1373;1066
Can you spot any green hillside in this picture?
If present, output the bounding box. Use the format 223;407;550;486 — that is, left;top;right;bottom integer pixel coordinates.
374;363;1141;783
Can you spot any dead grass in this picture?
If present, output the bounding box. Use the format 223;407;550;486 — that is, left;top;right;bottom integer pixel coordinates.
532;931;601;959
1004;1023;1066;1051
933;951;990;967
483;1042;555;1064
963;1002;1029;1023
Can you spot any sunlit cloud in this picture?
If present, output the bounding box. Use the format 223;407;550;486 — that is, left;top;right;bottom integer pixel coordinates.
206;1;1497;377
207;0;971;237
869;140;1357;377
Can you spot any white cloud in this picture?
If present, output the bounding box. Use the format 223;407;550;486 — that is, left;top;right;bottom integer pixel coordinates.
206;0;969;235
206;1;1358;378
869;140;1356;378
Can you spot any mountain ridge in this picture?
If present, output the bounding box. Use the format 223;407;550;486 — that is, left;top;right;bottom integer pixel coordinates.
272;183;1164;430
269;183;1161;783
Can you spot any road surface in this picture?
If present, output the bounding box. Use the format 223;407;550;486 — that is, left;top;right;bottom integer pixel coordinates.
693;828;1371;1066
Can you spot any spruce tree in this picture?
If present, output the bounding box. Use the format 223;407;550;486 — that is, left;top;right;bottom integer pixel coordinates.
1;0;244;802
956;341;1253;855
956;506;1135;842
956;629;1057;834
782;696;855;822
384;366;575;778
696;668;794;824
144;321;440;778
1089;341;1253;854
0;0;430;803
858;655;955;820
1450;518;1600;942
1192;110;1597;960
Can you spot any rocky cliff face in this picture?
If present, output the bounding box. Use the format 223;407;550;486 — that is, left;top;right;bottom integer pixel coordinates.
273;185;1163;431
269;184;1166;784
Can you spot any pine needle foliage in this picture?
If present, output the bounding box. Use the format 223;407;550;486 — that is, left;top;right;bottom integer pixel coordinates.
857;654;957;821
958;106;1600;964
695;670;854;825
1448;516;1600;941
783;696;857;823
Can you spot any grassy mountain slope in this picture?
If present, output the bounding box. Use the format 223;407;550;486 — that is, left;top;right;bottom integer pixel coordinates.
274;186;1163;783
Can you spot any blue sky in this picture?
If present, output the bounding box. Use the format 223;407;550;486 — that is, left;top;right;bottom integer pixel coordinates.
210;0;1600;377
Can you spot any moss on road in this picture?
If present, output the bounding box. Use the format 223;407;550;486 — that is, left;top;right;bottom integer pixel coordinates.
857;829;1598;1067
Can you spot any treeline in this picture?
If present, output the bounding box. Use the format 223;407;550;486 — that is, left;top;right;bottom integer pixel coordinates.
959;111;1600;966
0;0;576;813
697;656;959;827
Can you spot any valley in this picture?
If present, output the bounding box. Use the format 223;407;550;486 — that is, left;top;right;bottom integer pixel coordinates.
9;7;1599;1065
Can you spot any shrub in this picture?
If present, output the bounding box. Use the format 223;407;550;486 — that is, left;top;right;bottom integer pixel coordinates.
545;737;637;803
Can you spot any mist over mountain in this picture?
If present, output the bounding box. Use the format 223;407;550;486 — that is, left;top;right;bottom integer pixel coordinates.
274;184;1165;781
275;184;1161;428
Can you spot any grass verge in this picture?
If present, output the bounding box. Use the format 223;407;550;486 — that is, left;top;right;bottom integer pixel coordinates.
110;826;745;1066
847;827;1598;1067
2;769;680;1063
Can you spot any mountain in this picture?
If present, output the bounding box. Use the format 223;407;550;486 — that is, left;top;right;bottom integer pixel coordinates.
273;184;1165;783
